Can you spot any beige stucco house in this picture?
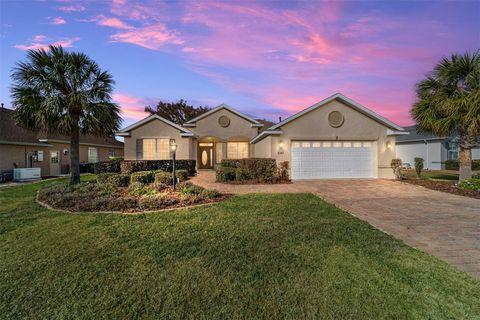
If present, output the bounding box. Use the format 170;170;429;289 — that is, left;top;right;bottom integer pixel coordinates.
117;93;407;179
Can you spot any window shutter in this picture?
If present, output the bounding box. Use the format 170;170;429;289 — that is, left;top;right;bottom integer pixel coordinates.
136;139;143;160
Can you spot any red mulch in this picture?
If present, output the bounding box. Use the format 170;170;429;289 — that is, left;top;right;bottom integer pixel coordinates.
402;178;480;199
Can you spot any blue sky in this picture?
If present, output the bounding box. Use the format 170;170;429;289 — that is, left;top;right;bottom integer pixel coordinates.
1;0;479;128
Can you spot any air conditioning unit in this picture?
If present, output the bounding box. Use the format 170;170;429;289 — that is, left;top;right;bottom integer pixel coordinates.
13;168;41;181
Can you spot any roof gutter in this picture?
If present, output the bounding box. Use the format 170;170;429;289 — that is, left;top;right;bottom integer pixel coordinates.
250;130;283;144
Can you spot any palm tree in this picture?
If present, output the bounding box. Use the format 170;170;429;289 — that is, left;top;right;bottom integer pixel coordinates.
11;45;121;185
412;51;480;180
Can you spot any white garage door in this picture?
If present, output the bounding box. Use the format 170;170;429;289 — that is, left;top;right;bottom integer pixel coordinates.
291;141;375;179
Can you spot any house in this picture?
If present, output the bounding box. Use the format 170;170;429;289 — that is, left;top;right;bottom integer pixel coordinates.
396;125;480;170
0;107;124;178
117;93;407;179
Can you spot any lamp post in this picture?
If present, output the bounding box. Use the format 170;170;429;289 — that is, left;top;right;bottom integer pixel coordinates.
170;139;177;191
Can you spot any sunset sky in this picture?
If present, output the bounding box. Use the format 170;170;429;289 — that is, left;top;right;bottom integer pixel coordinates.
1;0;479;128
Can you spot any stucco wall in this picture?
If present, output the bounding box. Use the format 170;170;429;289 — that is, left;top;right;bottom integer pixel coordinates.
0;142;121;176
123;118;193;160
396;141;444;170
254;99;396;178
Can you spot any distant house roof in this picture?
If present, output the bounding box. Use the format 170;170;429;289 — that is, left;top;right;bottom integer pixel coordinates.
396;125;447;143
256;119;275;133
0;108;124;148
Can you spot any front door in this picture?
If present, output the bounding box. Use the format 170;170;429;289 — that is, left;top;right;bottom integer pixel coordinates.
50;151;60;176
198;143;214;169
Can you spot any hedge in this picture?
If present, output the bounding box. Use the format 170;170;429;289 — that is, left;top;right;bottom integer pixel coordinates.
216;158;277;182
94;160;122;174
120;160;196;176
444;160;480;171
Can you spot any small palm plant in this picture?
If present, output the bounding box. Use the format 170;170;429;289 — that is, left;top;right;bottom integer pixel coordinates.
11;45;121;184
412;51;480;180
414;157;424;178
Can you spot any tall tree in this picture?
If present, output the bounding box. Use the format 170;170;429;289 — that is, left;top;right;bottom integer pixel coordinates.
11;45;121;185
145;99;210;124
411;51;480;180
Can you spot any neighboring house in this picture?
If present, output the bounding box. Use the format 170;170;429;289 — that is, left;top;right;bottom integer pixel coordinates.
0;107;124;177
396;125;480;170
118;93;407;179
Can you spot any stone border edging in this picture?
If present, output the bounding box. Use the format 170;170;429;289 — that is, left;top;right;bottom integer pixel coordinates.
35;191;224;215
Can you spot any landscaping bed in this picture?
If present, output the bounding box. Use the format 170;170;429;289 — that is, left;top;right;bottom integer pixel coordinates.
402;178;480;199
37;171;225;212
216;158;291;184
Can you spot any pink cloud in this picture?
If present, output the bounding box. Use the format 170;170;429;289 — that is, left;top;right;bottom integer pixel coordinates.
50;17;66;25
112;93;149;120
111;24;184;49
58;5;85;12
14;36;79;51
95;15;133;29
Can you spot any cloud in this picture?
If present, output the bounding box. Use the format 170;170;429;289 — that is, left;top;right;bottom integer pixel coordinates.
94;15;133;29
112;93;150;121
49;17;66;25
111;24;184;49
58;5;85;12
14;35;79;51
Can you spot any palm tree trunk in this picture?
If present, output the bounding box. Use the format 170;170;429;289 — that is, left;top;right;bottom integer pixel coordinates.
458;147;472;181
69;118;81;185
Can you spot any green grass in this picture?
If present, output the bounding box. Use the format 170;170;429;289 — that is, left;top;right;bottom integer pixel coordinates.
1;177;479;319
403;169;480;181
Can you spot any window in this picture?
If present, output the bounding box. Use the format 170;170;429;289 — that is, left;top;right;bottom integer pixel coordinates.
312;142;321;148
108;149;115;158
333;142;342;148
301;142;311;148
50;151;59;164
323;142;331;148
88;147;99;163
448;142;459;160
291;142;300;148
216;142;224;163
363;142;372;148
353;142;362;148
343;142;352;148
143;138;170;160
227;142;248;159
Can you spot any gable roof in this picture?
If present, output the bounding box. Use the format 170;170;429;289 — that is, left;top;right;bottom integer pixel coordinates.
184;104;262;127
117;114;193;137
269;93;405;132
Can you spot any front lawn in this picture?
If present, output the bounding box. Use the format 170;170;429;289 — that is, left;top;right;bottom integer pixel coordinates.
402;169;480;181
1;178;479;319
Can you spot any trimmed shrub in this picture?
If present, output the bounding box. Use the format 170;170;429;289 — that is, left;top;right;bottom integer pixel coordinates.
390;159;402;180
216;167;236;182
458;178;480;192
153;181;168;192
93;160;121;174
120;160;196;176
130;171;155;185
97;172;117;184
445;160;459;170
139;194;179;210
155;171;173;185
235;167;252;181
128;181;145;196
220;159;240;168
175;169;189;182
414;157;424;178
473;160;480;171
80;163;94;174
178;182;205;195
107;173;130;187
238;158;277;182
199;189;221;199
275;161;290;181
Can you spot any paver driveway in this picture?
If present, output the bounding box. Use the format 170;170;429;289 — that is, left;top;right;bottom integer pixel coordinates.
192;171;480;277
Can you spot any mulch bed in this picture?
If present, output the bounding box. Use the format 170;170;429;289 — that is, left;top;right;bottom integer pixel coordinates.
402;178;480;199
221;180;292;185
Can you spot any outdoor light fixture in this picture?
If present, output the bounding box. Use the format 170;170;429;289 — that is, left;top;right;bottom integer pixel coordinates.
386;141;392;150
170;139;177;190
278;140;284;154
